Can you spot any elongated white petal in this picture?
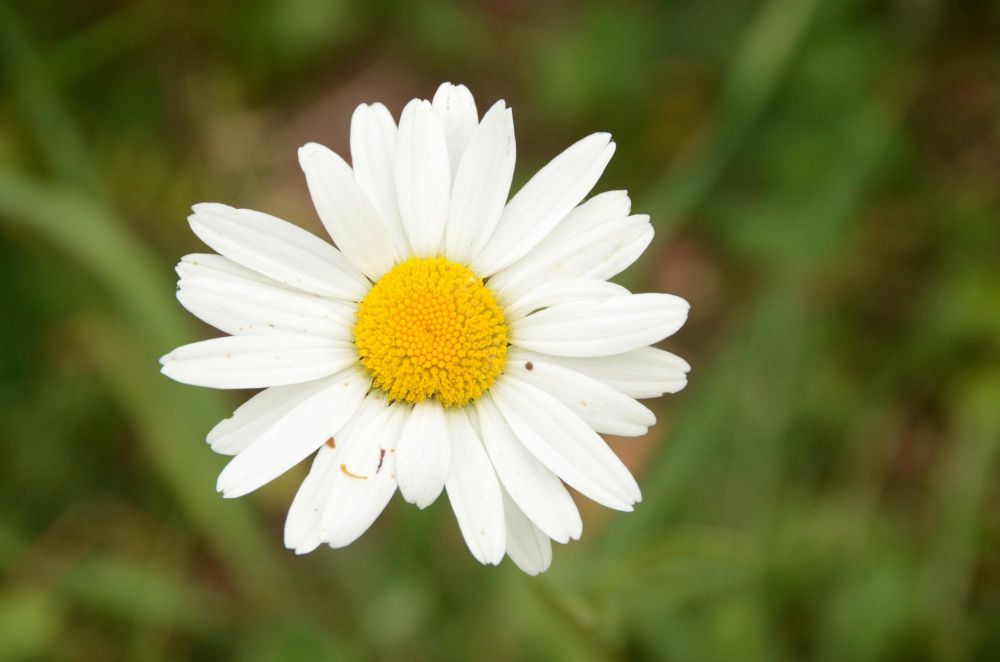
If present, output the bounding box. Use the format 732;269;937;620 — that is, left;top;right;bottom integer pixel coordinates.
476;395;581;542
471;133;615;275
513;347;690;399
176;253;277;288
283;446;339;554
321;398;407;548
350;103;410;258
510;294;689;357
159;335;357;389
284;395;383;554
444;408;505;565
177;273;355;338
187;203;369;300
444;101;515;264
299;142;395;280
215;367;368;498
207;380;331;456
395;99;451;257
489;190;652;303
542;189;632;235
494;216;652;305
600;218;654;279
505;350;655;436
491;375;640;510
395;400;450;508
432;83;478;178
502;489;552;576
504;279;629;321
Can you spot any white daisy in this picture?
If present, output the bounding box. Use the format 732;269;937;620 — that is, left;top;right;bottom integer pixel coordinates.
160;82;690;575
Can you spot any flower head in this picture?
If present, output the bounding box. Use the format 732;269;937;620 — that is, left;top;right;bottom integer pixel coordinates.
160;82;690;574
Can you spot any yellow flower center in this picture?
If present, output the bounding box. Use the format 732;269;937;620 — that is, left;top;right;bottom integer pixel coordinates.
353;257;508;408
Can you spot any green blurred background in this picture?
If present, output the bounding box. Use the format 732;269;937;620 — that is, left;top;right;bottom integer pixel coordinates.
2;0;999;659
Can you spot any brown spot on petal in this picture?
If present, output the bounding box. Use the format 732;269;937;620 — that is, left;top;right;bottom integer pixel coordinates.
525;361;534;371
325;437;336;448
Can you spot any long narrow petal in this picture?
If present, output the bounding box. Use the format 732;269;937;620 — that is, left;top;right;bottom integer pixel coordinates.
207;379;332;456
444;101;515;264
159;335;357;389
510;293;689;357
432;82;478;178
471;133;615;275
488;193;652;304
177;271;355;338
284;395;383;553
215;367;369;498
395;400;450;508
495;217;652;305
503;279;628;321
321;398;408;548
445;408;505;565
350;103;410;258
176;253;277;288
491;375;640;510
283;446;339;554
511;347;691;399
539;189;632;236
187;203;369;300
476;395;582;543
395;99;451;257
502;488;553;576
299;142;396;280
505;351;655;436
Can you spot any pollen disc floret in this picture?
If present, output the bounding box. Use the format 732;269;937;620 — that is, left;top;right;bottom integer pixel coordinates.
353;257;507;407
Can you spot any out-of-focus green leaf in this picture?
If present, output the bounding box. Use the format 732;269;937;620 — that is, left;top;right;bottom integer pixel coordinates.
61;554;226;633
0;588;63;660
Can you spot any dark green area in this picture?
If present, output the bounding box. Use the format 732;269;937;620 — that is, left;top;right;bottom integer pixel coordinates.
1;0;999;659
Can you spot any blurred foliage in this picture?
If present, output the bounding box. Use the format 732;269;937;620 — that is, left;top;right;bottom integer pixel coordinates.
1;0;999;659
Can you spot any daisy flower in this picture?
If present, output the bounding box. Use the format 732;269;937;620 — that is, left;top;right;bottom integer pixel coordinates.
160;83;690;574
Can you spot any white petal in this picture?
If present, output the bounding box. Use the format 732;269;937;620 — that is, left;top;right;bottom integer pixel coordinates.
215;367;369;498
489;198;652;304
321;398;408;548
496;218;652;305
207;380;329;456
503;279;629;321
505;350;655;436
598;217;654;279
177;270;355;338
350;103;411;258
444;101;516;264
513;347;691;399
476;395;581;543
510;293;689;357
283;445;339;554
283;395;382;553
395;99;451;257
299;142;395;280
444;408;505;565
491;375;640;510
502;489;552;576
471;133;616;276
176;253;277;288
432;83;478;178
544;189;632;235
187;203;369;300
395;400;450;508
159;335;357;389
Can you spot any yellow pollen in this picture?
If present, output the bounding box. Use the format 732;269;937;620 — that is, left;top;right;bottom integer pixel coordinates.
353;257;508;408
